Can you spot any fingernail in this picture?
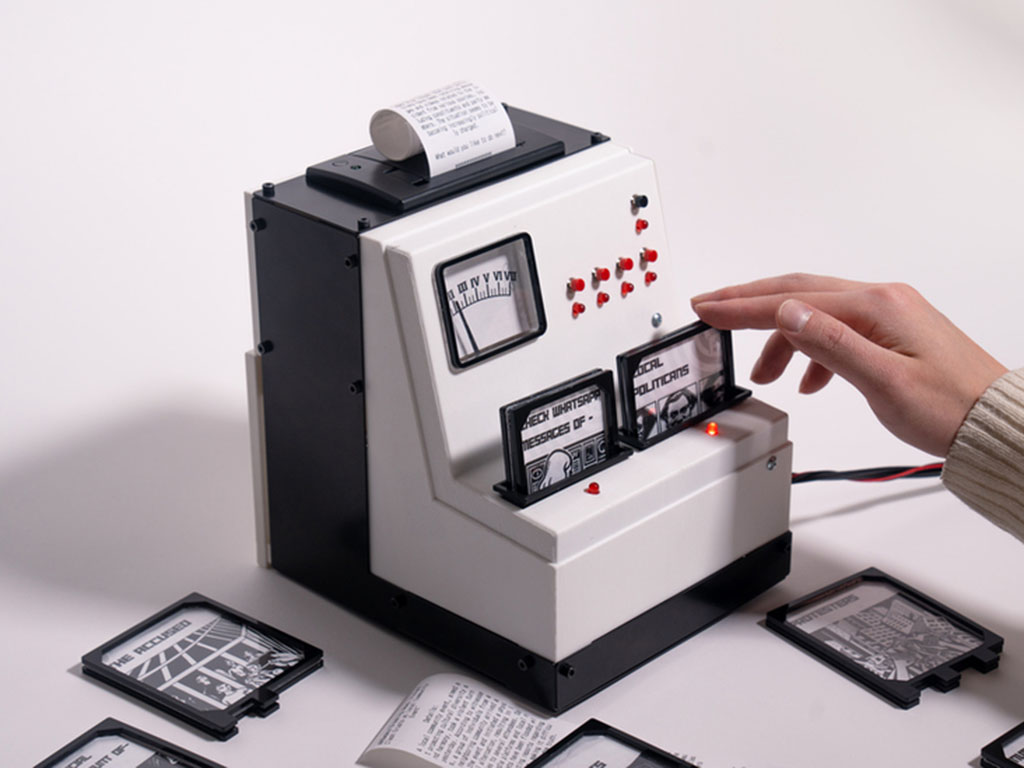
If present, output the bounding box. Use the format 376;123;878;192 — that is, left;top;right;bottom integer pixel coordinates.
690;292;711;305
778;299;812;333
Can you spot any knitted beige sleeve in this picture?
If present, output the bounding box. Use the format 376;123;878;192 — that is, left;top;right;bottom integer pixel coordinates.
942;368;1024;541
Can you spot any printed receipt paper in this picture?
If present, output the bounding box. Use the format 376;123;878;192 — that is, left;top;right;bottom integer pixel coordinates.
370;81;516;178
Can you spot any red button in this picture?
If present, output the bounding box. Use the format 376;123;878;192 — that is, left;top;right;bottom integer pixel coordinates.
645;271;658;285
597;291;610;307
618;256;634;271
585;482;600;495
621;281;635;296
572;302;586;318
642;248;658;263
593;266;611;282
568;277;585;292
635;219;649;234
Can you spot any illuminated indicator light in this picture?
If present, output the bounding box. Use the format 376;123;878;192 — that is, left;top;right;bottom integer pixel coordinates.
621;281;635;297
706;422;719;437
618;256;634;271
568;277;586;292
635;218;649;234
597;291;610;307
645;271;658;285
642;248;658;263
593;266;611;282
572;302;586;318
585;482;601;495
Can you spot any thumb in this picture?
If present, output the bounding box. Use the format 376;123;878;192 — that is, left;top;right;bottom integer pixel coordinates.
776;299;894;395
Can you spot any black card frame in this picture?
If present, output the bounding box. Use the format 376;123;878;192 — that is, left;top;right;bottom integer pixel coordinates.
765;567;1002;709
982;720;1024;768
33;717;225;768
616;321;750;450
495;369;629;507
81;593;323;740
524;718;698;768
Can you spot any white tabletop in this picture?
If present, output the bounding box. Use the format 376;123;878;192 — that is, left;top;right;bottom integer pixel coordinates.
4;2;1024;766
2;422;1022;767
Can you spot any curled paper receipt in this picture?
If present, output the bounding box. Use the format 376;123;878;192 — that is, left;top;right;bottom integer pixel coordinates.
369;81;516;177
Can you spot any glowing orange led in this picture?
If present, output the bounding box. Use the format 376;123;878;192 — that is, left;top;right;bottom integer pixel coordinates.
572;302;586;318
705;421;719;437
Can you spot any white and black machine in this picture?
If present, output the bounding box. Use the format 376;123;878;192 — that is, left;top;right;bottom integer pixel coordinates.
245;103;792;712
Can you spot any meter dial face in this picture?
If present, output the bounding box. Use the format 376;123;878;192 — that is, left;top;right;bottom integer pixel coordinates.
436;234;546;368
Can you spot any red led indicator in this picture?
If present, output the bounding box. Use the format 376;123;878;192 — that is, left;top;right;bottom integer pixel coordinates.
642;248;658;263
705;421;719;437
596;291;610;307
645;271;658;285
618;256;634;271
585;482;601;495
568;277;586;292
593;266;611;282
635;218;649;234
572;302;586;318
621;281;635;297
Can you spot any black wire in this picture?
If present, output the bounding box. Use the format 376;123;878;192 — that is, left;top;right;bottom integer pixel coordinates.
791;464;943;485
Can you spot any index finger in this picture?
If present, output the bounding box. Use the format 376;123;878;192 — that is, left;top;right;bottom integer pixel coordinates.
690;273;869;306
693;289;883;335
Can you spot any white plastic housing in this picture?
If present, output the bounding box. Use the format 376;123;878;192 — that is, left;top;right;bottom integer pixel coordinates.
359;141;791;661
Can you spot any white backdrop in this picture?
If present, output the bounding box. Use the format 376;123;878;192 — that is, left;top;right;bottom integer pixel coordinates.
2;2;1024;766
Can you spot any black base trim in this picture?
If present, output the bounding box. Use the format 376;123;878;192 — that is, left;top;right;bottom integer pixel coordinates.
278;531;791;713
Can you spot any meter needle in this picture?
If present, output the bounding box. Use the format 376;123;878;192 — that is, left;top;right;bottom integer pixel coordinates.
454;302;479;353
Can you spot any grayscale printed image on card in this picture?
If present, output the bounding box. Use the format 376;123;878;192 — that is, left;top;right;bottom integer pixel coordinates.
82;594;323;739
766;568;1002;709
521;384;607;493
101;605;304;712
785;580;983;682
33;719;225;768
49;735;183;768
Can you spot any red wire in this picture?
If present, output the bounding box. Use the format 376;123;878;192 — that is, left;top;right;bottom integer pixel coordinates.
854;463;944;482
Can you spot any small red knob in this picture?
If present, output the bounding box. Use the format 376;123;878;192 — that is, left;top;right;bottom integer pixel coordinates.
585;482;600;495
645;271;658;285
635;219;649;234
618;256;634;271
593;266;611;281
621;281;635;296
597;291;610;307
568;277;585;292
572;302;586;318
642;248;658;263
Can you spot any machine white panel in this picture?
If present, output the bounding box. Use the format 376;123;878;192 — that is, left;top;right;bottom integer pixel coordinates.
359;141;792;659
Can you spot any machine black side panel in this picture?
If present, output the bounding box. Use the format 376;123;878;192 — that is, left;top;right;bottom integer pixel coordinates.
252;198;370;587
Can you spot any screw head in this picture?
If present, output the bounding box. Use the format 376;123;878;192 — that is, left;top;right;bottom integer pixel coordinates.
767;455;778;471
652;313;663;328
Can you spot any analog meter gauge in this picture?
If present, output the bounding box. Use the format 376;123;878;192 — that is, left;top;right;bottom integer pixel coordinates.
436;234;547;368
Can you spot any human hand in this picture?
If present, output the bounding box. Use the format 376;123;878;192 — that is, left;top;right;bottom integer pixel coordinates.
691;274;1007;456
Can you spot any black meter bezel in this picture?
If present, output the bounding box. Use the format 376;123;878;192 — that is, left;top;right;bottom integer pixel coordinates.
435;232;547;369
